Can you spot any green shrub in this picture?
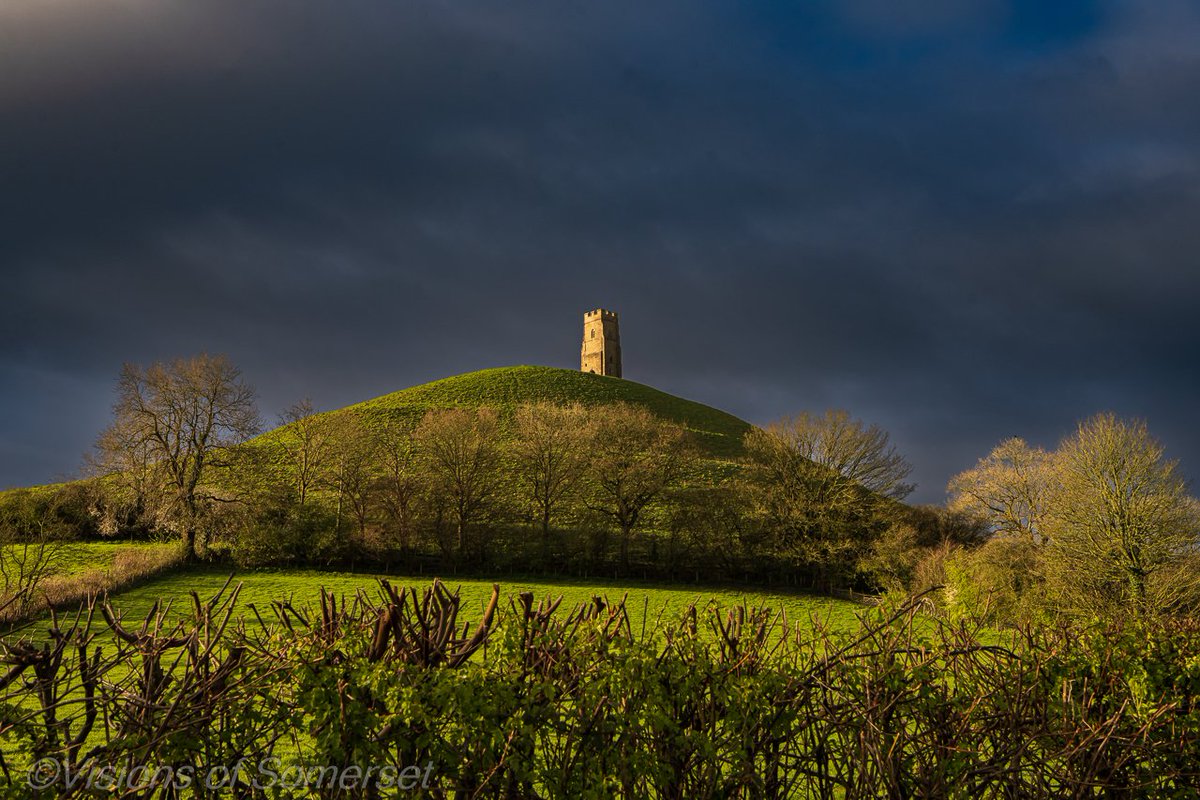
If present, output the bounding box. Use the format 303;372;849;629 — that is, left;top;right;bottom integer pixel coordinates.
942;536;1047;625
5;583;1200;796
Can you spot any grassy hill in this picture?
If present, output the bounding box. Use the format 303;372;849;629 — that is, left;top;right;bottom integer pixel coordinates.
265;365;753;458
1;366;751;507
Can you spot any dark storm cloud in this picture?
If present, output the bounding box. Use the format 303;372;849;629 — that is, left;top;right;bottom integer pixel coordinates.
2;0;1198;501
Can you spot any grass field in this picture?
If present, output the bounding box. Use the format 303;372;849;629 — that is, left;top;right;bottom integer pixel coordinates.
102;568;866;635
0;540;179;588
52;540;180;575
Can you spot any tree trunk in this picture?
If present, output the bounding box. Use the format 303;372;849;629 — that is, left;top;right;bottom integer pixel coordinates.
183;525;199;562
182;494;201;561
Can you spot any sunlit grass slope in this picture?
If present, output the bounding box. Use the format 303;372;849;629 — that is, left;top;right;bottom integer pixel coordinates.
261;365;753;458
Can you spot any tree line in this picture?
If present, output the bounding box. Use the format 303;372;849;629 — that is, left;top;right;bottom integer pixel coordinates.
4;352;1198;624
227;398;704;574
80;355;924;588
2;355;930;592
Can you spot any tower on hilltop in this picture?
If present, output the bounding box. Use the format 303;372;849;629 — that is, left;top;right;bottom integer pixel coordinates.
580;308;621;377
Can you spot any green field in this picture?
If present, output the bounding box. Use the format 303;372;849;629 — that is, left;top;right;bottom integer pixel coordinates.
101;568;865;635
0;540;179;588
51;540;179;575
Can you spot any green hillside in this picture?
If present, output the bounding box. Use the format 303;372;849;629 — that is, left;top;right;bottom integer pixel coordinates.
1;367;752;505
273;365;753;458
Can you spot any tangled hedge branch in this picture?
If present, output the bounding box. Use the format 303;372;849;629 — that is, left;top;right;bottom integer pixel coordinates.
1;581;1199;797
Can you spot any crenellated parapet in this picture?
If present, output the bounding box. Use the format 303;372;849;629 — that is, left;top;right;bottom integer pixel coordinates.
581;308;622;377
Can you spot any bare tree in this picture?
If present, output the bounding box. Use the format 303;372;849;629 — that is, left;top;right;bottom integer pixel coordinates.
373;416;423;553
759;410;915;500
414;408;503;559
742;424;873;586
0;490;68;617
277;398;334;506
1045;413;1200;617
512;402;590;558
947;437;1053;544
740;410;915;588
90;409;167;534
94;354;259;561
584;403;696;568
321;412;378;547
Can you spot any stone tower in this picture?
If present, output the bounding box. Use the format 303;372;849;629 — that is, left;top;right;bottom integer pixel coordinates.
580;308;621;377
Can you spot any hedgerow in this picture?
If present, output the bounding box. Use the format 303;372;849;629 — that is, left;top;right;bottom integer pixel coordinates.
2;582;1198;797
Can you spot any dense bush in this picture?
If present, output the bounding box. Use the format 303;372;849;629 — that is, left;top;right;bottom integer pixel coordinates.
3;582;1200;797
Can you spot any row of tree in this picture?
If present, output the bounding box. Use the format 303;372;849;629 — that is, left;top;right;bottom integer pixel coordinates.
64;354;923;588
236;399;699;571
7;353;1196;623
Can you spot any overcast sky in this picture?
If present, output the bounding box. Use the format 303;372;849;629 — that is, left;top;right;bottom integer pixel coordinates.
2;0;1198;503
